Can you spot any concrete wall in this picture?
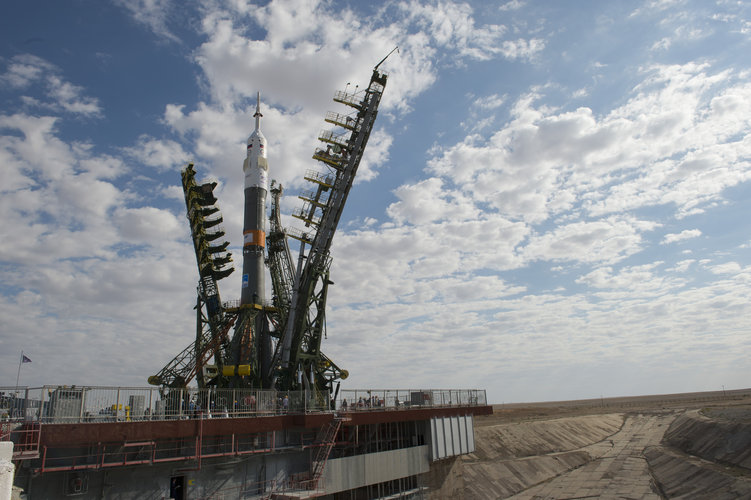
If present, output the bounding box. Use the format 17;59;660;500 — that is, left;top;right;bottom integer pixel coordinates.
323;445;430;494
1;442;14;500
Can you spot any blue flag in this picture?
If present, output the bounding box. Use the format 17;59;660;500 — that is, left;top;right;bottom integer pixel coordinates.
22;354;31;363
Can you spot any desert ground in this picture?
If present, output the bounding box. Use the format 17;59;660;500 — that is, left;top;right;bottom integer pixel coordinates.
432;388;751;499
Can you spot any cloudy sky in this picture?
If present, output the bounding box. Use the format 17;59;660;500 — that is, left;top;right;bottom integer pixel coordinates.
2;0;751;403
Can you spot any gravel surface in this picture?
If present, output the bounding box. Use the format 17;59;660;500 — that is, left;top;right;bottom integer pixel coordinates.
701;405;751;422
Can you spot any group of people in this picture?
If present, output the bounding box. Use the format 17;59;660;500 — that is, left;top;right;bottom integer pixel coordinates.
182;393;290;418
340;394;386;410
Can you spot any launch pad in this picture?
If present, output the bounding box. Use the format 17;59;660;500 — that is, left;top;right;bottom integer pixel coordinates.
4;385;489;498
150;65;388;399
3;54;489;499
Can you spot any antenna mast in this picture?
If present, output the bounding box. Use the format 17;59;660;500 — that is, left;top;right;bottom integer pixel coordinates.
374;46;399;71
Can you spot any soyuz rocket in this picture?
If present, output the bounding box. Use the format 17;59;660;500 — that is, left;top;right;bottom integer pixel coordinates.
241;92;272;384
241;93;268;307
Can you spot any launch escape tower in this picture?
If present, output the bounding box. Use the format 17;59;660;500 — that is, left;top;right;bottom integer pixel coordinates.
150;62;390;396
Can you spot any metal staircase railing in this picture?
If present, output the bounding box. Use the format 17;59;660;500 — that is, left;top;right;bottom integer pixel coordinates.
2;421;41;460
308;416;346;489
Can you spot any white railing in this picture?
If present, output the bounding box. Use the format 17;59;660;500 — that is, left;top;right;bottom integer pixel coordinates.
0;386;487;425
335;389;486;412
0;386;329;424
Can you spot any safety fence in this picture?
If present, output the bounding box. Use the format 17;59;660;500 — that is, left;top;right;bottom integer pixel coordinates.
0;386;487;425
0;386;329;424
336;389;486;412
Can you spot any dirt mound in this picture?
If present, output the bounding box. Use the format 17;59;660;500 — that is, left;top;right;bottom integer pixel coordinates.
645;445;751;499
643;406;751;498
458;414;623;498
432;392;751;499
469;413;623;461
463;450;593;499
664;409;751;469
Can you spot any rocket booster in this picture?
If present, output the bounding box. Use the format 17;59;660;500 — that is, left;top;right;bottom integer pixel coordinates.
241;93;268;306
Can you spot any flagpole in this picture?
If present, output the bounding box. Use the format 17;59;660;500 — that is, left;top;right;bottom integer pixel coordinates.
15;350;24;395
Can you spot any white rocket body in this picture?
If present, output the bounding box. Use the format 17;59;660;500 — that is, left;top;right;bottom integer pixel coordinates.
241;94;268;306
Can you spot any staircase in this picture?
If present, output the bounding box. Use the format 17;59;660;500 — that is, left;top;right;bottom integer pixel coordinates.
263;416;345;498
308;416;346;489
1;421;41;460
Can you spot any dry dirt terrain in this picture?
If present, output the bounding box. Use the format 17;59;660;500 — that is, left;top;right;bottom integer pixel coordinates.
430;388;751;499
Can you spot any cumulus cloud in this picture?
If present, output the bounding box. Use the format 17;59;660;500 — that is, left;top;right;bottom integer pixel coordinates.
522;217;658;265
0;54;102;117
327;55;751;399
575;262;670;292
499;0;524;11
0;102;196;386
168;0;540;167
156;0;544;268
387;177;479;224
0;113;185;267
709;261;742;275
662;228;701;244
123;135;190;171
472;93;505;110
114;206;185;243
114;0;181;43
46;76;102;116
356;129;393;183
0;54;55;87
398;0;507;60
424;63;751;231
499;38;545;60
